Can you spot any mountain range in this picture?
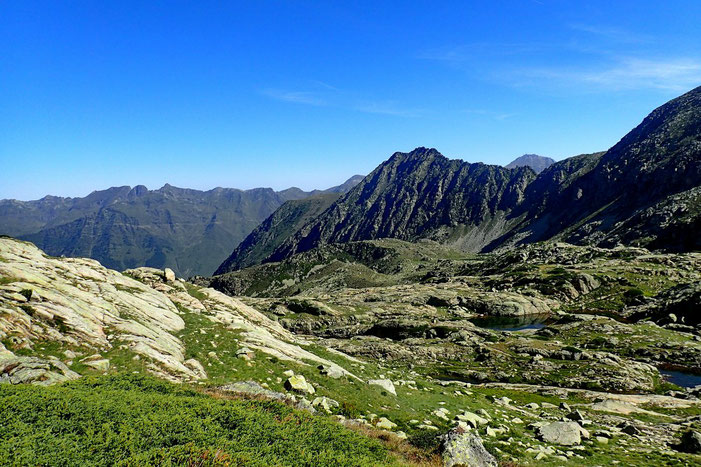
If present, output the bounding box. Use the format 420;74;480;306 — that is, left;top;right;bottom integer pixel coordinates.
2;87;700;279
215;86;701;275
0;177;363;277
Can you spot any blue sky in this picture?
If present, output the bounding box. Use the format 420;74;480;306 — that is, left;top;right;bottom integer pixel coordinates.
2;1;700;200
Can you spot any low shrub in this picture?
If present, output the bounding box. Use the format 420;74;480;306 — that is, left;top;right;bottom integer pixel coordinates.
0;374;393;466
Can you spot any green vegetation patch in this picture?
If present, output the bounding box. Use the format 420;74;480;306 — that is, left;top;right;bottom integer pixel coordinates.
0;374;394;467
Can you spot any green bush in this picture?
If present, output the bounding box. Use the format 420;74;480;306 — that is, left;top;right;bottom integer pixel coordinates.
623;287;645;305
19;304;35;317
0;374;393;466
588;336;608;348
407;429;440;453
339;401;361;419
19;288;32;301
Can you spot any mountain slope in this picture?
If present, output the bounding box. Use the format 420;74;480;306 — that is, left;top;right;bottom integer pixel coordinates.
214;193;341;274
496;85;701;250
265;148;537;263
0;237;353;384
505;154;555;173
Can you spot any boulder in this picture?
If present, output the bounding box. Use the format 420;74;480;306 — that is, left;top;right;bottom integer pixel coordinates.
236;347;255;360
312;396;340;413
296;397;315;413
368;378;396;395
566;409;585;422
183;359;207;379
455;411;488;428
433;407;450;420
537;421;588;446
284;374;315;394
83;358;110;372
318;364;344;379
0;351;80;385
376;417;398;430
618;422;640;436
441;427;497;467
163;268;176;282
591;399;646;415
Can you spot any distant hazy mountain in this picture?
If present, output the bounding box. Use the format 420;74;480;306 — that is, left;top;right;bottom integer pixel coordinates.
324;175;365;193
0;175;364;277
215;86;701;274
212;175;367;274
505;154;555;174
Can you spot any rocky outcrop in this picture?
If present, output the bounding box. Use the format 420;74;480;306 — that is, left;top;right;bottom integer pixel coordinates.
458;292;555;316
0;238;354;383
368;378;397;395
0;342;80;385
627;282;701;325
536;421;589;446
441;426;497;467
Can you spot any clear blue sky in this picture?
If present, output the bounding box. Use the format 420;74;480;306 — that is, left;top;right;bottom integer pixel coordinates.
2;1;700;200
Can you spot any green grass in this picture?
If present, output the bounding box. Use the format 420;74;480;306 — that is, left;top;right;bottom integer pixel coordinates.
184;282;209;301
0;374;396;467
0;276;20;286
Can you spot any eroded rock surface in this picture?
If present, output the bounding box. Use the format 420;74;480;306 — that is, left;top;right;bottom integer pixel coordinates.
0;238;354;383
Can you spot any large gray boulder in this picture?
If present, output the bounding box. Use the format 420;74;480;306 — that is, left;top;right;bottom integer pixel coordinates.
537;421;589;446
441;427;497;467
284;374;316;394
368;378;397;395
163;268;176;282
219;381;288;401
218;381;316;413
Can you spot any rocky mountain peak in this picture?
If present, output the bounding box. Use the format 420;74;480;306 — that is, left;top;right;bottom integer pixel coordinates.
127;185;149;198
395;146;442;160
505;154;556;174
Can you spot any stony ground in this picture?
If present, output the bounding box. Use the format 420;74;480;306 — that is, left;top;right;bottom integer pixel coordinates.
2;237;701;465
